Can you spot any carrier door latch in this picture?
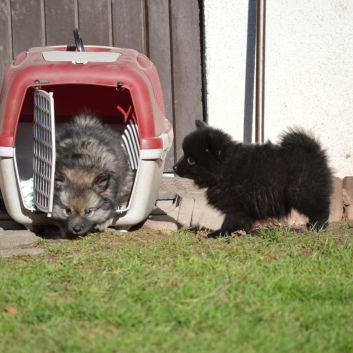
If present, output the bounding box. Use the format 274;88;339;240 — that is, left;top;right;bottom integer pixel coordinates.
117;81;124;91
115;205;128;215
34;80;50;85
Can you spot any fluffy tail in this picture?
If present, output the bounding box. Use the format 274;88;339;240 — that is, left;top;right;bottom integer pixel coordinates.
73;111;103;128
279;128;322;153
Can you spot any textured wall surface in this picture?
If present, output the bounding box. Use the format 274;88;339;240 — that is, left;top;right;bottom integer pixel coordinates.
204;0;353;177
204;0;251;141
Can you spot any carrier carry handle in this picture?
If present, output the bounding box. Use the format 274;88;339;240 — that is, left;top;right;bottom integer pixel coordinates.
73;28;85;52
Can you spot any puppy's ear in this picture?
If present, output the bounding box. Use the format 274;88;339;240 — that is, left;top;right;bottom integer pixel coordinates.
205;132;223;159
195;120;208;129
54;174;67;190
94;172;110;193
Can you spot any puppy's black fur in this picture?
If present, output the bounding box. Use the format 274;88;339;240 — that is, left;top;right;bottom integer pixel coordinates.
173;121;333;237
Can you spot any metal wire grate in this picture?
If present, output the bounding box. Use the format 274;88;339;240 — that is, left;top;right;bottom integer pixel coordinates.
33;89;56;214
121;124;140;170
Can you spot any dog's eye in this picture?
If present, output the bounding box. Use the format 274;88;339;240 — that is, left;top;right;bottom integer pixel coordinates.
64;208;72;216
85;209;93;217
187;157;195;165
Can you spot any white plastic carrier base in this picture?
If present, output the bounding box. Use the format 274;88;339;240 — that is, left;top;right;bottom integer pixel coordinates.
0;89;171;231
0;154;167;231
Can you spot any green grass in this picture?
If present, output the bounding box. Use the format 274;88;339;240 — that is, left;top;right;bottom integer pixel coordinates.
1;226;353;353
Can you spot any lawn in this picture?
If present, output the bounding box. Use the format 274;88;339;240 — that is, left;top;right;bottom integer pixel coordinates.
1;224;353;353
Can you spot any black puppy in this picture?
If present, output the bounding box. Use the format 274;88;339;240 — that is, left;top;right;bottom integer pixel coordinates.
173;121;333;237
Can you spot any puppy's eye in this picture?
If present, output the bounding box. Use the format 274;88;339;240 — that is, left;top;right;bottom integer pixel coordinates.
64;208;72;216
187;157;195;165
85;209;94;217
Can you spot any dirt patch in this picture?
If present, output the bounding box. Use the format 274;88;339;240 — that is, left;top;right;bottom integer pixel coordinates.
106;229;176;243
327;221;353;235
31;219;353;242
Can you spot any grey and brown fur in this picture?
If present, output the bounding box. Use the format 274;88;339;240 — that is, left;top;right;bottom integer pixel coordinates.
52;112;133;235
173;120;333;238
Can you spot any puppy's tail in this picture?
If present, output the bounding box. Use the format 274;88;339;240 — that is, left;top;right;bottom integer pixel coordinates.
73;111;103;128
279;128;322;153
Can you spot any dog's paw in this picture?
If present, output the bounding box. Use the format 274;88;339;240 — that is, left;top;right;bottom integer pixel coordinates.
96;218;114;232
206;232;219;238
207;229;235;238
206;230;223;238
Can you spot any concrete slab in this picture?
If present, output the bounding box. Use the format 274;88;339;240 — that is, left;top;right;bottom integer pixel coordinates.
198;204;224;231
329;177;343;222
0;230;40;250
156;199;175;211
0;248;45;257
177;195;195;228
150;207;167;216
157;192;177;200
191;195;207;228
161;198;180;215
142;214;178;231
168;206;180;223
159;175;206;195
343;177;353;220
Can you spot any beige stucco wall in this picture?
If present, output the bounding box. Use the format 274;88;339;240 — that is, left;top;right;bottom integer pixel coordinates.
204;0;353;178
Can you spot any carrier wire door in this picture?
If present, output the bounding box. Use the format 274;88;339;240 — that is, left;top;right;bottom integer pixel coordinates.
33;89;56;215
32;89;140;216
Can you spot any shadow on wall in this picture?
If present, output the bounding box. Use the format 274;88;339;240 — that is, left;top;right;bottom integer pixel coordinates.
243;0;256;143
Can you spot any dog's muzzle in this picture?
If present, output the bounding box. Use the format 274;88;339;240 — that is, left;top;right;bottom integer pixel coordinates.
173;156;184;173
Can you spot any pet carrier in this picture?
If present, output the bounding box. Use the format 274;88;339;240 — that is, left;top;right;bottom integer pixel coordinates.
0;30;173;230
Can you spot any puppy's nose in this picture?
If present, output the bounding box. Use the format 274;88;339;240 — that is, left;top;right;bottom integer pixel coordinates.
173;164;178;172
73;225;82;233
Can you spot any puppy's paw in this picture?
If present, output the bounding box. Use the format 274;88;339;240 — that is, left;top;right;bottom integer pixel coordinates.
96;218;114;232
206;231;220;238
55;222;69;239
206;230;228;238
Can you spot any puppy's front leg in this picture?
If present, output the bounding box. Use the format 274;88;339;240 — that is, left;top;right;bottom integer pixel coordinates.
96;218;114;232
206;211;254;238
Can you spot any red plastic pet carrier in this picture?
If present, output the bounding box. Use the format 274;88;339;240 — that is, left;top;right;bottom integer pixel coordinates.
0;30;173;230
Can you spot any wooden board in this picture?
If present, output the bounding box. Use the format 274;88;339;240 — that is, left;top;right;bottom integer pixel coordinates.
45;0;75;46
0;0;205;169
78;0;111;46
0;0;12;86
11;0;43;55
111;0;146;54
171;0;203;161
147;0;174;171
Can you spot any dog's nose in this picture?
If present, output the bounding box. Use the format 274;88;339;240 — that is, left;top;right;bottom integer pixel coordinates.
73;225;82;233
173;164;178;172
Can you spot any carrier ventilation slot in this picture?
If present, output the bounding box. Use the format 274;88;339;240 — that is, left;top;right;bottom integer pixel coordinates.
121;124;140;170
33;89;56;214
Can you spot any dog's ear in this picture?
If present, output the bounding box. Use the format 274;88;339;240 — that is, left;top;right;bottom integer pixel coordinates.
195;120;208;129
205;132;223;159
94;172;110;193
54;174;67;190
